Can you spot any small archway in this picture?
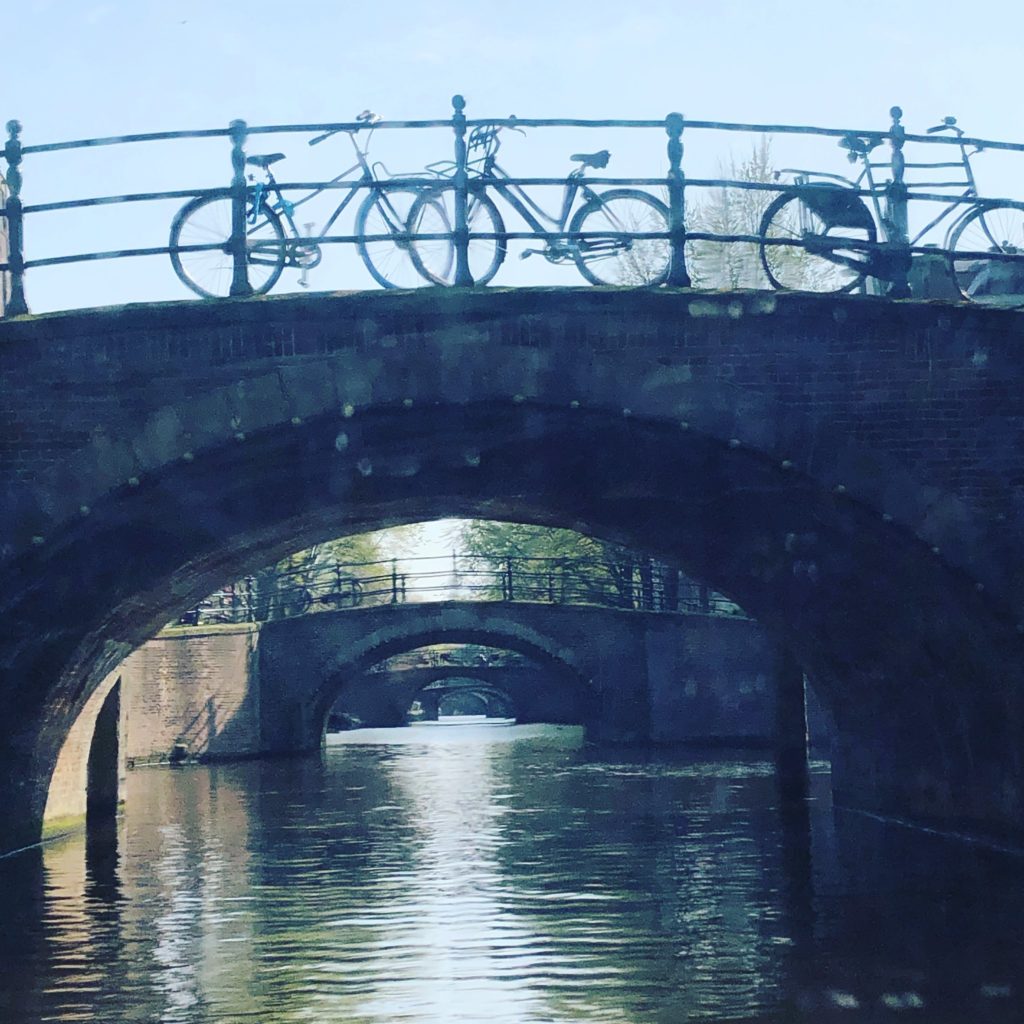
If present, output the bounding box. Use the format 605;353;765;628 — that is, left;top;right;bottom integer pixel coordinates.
315;624;596;739
43;672;123;839
412;676;517;722
86;681;121;825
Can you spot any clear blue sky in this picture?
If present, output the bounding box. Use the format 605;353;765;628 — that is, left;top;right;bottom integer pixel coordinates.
8;0;1024;311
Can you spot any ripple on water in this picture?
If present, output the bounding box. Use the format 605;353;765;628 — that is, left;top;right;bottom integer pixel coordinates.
2;726;1024;1023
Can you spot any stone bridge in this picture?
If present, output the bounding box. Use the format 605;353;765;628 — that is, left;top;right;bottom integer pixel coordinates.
340;666;541;725
256;601;777;750
105;603;778;766
3;287;1024;848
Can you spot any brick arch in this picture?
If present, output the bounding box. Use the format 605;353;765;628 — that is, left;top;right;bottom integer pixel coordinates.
407;676;517;720
308;617;595;736
2;291;1024;848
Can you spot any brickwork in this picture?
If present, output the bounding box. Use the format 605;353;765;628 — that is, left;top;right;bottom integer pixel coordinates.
3;289;1024;847
119;624;261;763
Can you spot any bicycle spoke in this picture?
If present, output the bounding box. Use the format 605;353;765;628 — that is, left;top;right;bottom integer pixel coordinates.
949;203;1024;307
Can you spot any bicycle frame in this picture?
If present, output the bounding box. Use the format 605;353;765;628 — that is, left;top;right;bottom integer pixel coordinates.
252;130;377;242
781;127;986;256
465;126;610;253
483;161;588;236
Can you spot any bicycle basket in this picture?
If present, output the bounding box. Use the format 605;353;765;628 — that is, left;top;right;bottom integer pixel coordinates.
467;123;502;162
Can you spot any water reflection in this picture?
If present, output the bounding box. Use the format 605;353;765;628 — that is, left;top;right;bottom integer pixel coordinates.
0;727;1023;1022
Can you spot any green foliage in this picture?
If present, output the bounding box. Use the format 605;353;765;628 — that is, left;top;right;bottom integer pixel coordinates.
251;526;414;619
687;137;821;291
454;521;676;609
458;520;613;561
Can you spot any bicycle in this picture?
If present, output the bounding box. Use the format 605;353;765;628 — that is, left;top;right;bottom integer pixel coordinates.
404;119;672;287
758;113;1024;304
169;111;450;297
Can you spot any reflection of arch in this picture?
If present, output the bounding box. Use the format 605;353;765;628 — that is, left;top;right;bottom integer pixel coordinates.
5;287;1024;843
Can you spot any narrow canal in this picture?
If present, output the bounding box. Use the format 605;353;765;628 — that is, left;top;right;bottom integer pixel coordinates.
1;725;1022;1023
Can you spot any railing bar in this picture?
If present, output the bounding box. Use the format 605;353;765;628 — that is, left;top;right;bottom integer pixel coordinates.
246;119;456;134
22;128;231;154
25;246;180;268
24;189;226;213
26;179;1022;219
684;120;1024;153
17;120;1024;160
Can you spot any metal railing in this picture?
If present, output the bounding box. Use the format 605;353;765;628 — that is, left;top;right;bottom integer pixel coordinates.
5;98;1024;316
174;552;746;627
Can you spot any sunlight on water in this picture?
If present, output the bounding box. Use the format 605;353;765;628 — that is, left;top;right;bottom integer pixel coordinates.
1;726;1023;1023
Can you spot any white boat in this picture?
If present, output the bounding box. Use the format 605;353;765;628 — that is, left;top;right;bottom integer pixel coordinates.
409;714;517;727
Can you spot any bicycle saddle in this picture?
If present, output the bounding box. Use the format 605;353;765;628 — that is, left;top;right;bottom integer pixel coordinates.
838;135;882;157
246;153;286;168
570;149;611;169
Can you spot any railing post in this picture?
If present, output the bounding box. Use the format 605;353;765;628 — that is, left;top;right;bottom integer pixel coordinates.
505;557;514;602
4;120;29;316
664;112;691;288
451;94;474;287
885;105;911;299
228;118;254;298
391;558;399;604
244;575;255;622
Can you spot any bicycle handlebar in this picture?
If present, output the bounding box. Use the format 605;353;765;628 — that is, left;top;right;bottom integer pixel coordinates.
309;129;340;146
309;111;382;147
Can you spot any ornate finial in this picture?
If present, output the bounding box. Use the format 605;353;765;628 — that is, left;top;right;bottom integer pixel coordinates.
665;111;684;137
228;118;247;140
5;119;21;141
890;106;903;124
452;94;465;113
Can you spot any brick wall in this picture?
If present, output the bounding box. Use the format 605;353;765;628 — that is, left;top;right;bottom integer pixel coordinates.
119;624;261;763
645;614;781;745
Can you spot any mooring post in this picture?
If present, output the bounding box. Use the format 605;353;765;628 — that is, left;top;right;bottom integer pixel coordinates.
228;118;254;297
774;645;809;803
664;112;691;288
451;94;474;287
885;105;911;299
3;120;29;316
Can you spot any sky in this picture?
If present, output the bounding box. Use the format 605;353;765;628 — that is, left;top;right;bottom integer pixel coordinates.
7;0;1024;314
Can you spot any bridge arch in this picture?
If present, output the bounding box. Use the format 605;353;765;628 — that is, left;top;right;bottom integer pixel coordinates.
270;611;599;745
3;290;1024;847
405;676;517;721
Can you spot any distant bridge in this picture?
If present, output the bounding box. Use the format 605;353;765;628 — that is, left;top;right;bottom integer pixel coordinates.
113;601;782;761
180;549;744;626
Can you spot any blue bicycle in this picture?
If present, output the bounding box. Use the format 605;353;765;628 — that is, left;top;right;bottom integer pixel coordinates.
169;111;451;296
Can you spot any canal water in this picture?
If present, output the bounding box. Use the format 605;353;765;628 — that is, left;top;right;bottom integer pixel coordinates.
2;724;1023;1023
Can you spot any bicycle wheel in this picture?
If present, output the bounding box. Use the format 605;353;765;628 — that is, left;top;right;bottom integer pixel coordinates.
569;189;671;286
355;186;440;289
948;202;1024;307
170;195;285;298
759;188;875;294
407;186;506;286
278;584;312;618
